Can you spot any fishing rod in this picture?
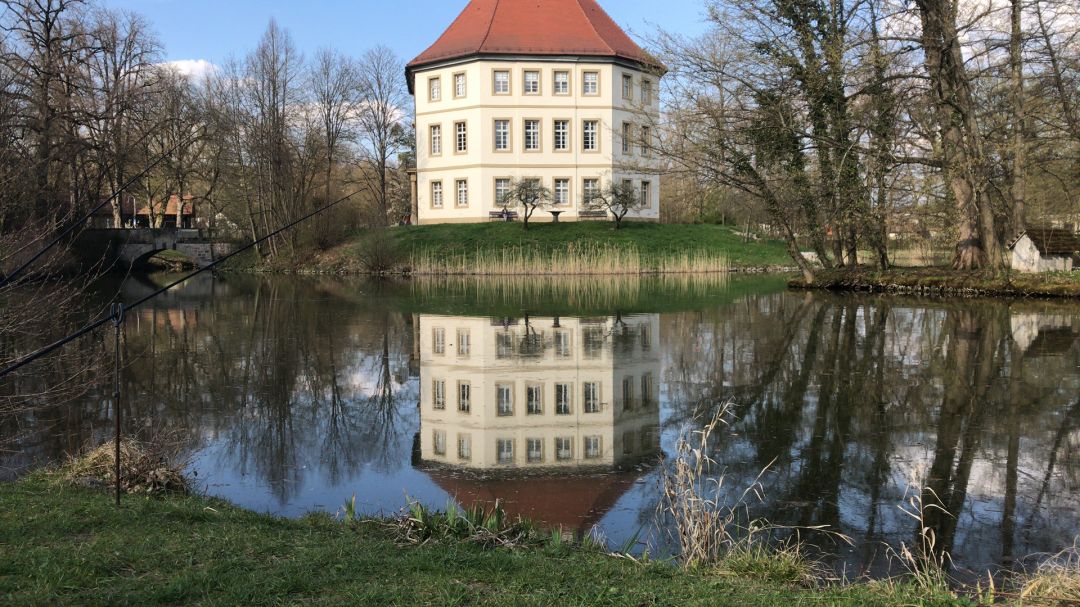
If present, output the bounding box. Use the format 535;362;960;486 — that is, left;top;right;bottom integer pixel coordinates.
0;128;207;289
0;187;365;380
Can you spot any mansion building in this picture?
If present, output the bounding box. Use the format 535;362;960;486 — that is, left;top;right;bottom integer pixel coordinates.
406;0;664;224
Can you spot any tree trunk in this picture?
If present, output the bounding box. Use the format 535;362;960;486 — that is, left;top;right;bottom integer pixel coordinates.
915;0;1002;271
1008;0;1026;236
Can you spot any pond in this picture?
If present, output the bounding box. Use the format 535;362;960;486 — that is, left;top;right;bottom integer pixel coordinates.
2;272;1079;580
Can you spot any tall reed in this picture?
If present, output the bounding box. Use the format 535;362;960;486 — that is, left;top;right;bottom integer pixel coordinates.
410;243;729;276
658;401;848;584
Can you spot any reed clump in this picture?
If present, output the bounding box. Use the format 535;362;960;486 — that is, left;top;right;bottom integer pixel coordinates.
361;497;548;549
56;439;188;495
658;401;842;585
410;243;729;276
1019;546;1080;603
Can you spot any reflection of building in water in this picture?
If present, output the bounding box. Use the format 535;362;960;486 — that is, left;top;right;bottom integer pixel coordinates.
1010;311;1080;356
416;314;661;528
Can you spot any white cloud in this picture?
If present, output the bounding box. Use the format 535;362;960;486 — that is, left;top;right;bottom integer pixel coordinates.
163;59;217;81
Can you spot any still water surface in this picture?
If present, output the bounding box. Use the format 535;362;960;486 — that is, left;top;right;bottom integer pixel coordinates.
3;273;1079;579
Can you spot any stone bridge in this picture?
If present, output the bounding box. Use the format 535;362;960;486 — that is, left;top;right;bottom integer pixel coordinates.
79;229;239;269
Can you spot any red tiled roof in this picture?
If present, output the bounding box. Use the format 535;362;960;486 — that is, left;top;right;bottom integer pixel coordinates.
407;0;662;72
426;470;641;531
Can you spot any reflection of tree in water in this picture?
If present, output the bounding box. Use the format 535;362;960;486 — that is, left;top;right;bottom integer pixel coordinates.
660;292;1080;576
96;276;417;505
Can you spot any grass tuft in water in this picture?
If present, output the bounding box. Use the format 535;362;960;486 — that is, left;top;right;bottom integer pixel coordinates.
658;401;849;586
394;498;549;549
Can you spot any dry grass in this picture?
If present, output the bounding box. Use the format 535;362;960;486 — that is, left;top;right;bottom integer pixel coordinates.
658;401;845;584
55;439;188;495
1019;547;1080;604
410;243;729;276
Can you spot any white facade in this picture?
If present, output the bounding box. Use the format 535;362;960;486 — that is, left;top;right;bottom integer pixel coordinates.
417;314;661;471
411;59;661;224
1010;234;1075;273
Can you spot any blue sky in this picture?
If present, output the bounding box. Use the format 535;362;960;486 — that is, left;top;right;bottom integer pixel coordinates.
99;0;710;71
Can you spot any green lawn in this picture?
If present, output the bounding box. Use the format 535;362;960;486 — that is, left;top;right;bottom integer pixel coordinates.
0;478;965;607
389;222;793;268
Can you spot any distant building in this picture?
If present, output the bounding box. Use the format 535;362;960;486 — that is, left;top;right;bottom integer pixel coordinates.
405;0;664;225
91;194;202;229
1008;227;1080;273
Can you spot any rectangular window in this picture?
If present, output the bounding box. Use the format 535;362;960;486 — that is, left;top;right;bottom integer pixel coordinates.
495;178;511;206
494;119;510;151
454;72;466;98
555;329;571;356
458;435;472;460
556;437;573;461
553;120;569;151
553;178;570;206
456;179;469;208
622;376;635;411
555;383;572;415
622;178;633;194
583;178;600;206
585;436;601;459
623;431;635;455
430;181;444;209
642;79;653;104
433;430;447;456
455;121;467;153
523;70;540;94
457;329;470;356
583;71;599;95
641;373;654;408
622;122;632;155
584;382;600;413
527;438;544;463
622;74;633;99
526;384;543;415
493;70;510;94
433;379;446;410
640;126;651;156
582;120;598;151
497;384;514;416
524;120;540;151
553;70;569;94
458;382;471;413
433;327;446;354
496;331;513;358
430;124;442;156
497;439;514;464
429;77;441;102
640;323;652;351
641;181;652;208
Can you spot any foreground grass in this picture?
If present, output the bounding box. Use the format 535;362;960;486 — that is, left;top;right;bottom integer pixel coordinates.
793;267;1080;298
265;222;795;274
0;478;964;607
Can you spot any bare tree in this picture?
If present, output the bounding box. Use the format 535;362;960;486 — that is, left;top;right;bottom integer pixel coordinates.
357;45;407;226
85;7;159;227
585;179;647;229
499;178;552;231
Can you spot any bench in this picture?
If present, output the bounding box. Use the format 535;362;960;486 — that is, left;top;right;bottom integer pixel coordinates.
489;210;519;221
578;210;609;220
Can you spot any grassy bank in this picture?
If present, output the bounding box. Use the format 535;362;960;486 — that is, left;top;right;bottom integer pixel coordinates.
792;267;1080;299
249;222;795;275
1;477;975;607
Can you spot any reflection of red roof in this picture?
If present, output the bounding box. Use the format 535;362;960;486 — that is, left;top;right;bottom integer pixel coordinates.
407;0;661;72
427;470;640;530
